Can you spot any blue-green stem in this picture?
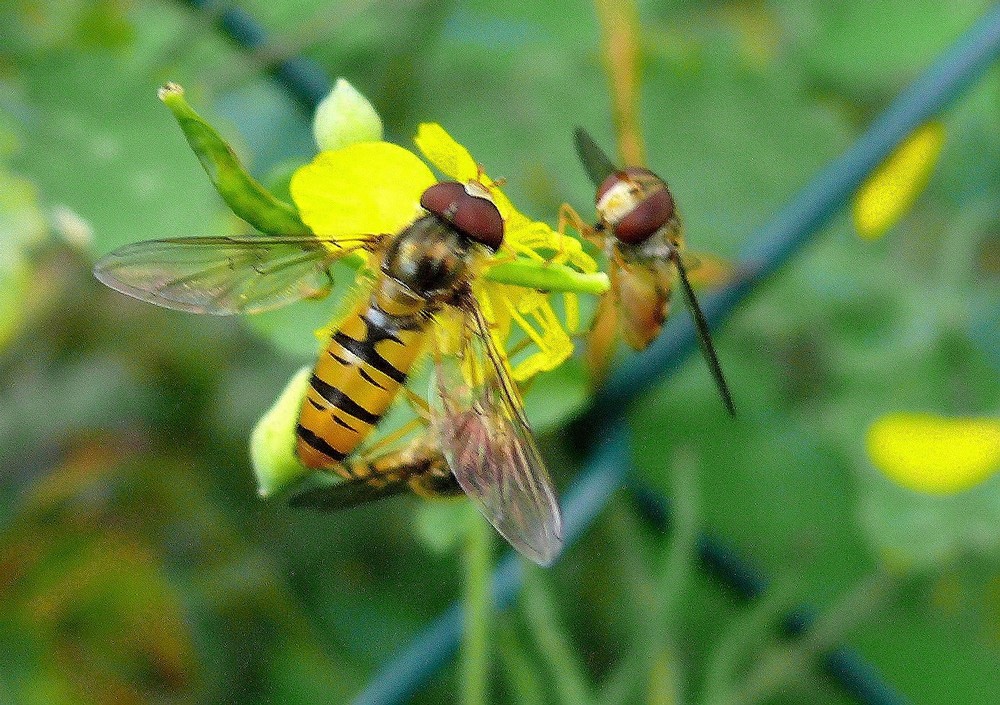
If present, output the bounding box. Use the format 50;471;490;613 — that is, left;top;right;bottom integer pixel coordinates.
461;508;493;705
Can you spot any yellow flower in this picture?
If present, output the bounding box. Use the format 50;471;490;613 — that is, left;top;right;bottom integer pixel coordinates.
867;412;1000;494
289;122;596;381
853;121;945;240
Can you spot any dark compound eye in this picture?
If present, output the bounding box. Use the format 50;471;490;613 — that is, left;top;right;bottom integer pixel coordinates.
595;167;675;246
420;181;504;251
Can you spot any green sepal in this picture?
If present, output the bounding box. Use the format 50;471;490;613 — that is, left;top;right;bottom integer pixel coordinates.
250;365;312;498
158;83;307;235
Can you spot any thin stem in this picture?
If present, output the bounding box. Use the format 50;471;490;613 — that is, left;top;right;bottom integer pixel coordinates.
597;504;655;705
599;450;698;705
521;566;595;705
497;622;547;705
647;448;699;702
702;582;797;705
461;509;493;705
594;0;646;166
485;259;610;294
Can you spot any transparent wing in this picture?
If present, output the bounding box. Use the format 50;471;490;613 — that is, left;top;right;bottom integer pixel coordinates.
289;474;412;512
430;302;563;565
93;235;376;315
672;252;737;417
574;127;619;187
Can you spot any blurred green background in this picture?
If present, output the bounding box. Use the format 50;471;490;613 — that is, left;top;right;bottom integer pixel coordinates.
1;1;998;703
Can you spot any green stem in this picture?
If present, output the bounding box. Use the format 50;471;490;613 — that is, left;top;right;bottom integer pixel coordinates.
497;623;547;705
599;450;698;705
461;508;493;705
521;566;594;705
486;259;610;295
701;583;795;705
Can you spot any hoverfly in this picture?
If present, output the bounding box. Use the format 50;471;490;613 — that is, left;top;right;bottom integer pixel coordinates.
565;128;736;416
290;432;462;510
94;179;563;565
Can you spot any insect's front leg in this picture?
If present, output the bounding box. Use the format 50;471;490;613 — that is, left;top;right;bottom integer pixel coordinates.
558;203;603;250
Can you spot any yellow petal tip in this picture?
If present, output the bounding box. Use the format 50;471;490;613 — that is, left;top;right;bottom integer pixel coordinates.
867;412;1000;494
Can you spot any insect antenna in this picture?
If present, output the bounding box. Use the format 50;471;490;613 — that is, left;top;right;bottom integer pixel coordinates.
673;252;736;417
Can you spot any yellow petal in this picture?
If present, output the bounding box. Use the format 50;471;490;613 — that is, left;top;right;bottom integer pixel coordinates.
290;142;435;239
481;282;574;381
867;413;1000;494
853;121;945;241
414;123;478;182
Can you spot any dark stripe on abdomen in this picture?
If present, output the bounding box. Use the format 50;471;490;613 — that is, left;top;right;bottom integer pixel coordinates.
332;331;407;384
296;424;347;461
310;374;381;425
358;367;387;390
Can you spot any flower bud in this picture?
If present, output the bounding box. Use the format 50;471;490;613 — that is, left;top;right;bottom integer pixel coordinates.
313;78;383;152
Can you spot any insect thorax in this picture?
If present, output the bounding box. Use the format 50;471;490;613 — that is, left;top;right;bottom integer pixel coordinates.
382;215;472;302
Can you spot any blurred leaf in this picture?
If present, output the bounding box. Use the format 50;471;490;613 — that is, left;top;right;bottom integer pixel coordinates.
76;0;135;49
524;356;589;433
792;0;989;95
10;43;225;253
860;468;1000;569
414;500;472;555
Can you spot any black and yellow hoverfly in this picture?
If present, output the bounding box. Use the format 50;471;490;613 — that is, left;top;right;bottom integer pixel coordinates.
94;179;563;565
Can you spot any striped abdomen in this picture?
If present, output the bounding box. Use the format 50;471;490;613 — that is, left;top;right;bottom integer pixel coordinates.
296;288;428;470
341;434;463;499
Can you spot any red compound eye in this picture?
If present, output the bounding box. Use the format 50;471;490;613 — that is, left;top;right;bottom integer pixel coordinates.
420;181;504;251
595;167;675;246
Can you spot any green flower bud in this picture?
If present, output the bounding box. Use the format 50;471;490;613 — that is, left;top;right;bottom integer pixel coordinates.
250;365;312;498
313;78;383;152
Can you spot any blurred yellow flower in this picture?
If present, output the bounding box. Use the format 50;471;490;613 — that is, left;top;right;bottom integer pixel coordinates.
853;121;945;240
867;412;1000;494
290;122;595;381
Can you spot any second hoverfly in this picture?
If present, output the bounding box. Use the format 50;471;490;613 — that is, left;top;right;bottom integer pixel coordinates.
94;180;563;565
567;128;736;416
